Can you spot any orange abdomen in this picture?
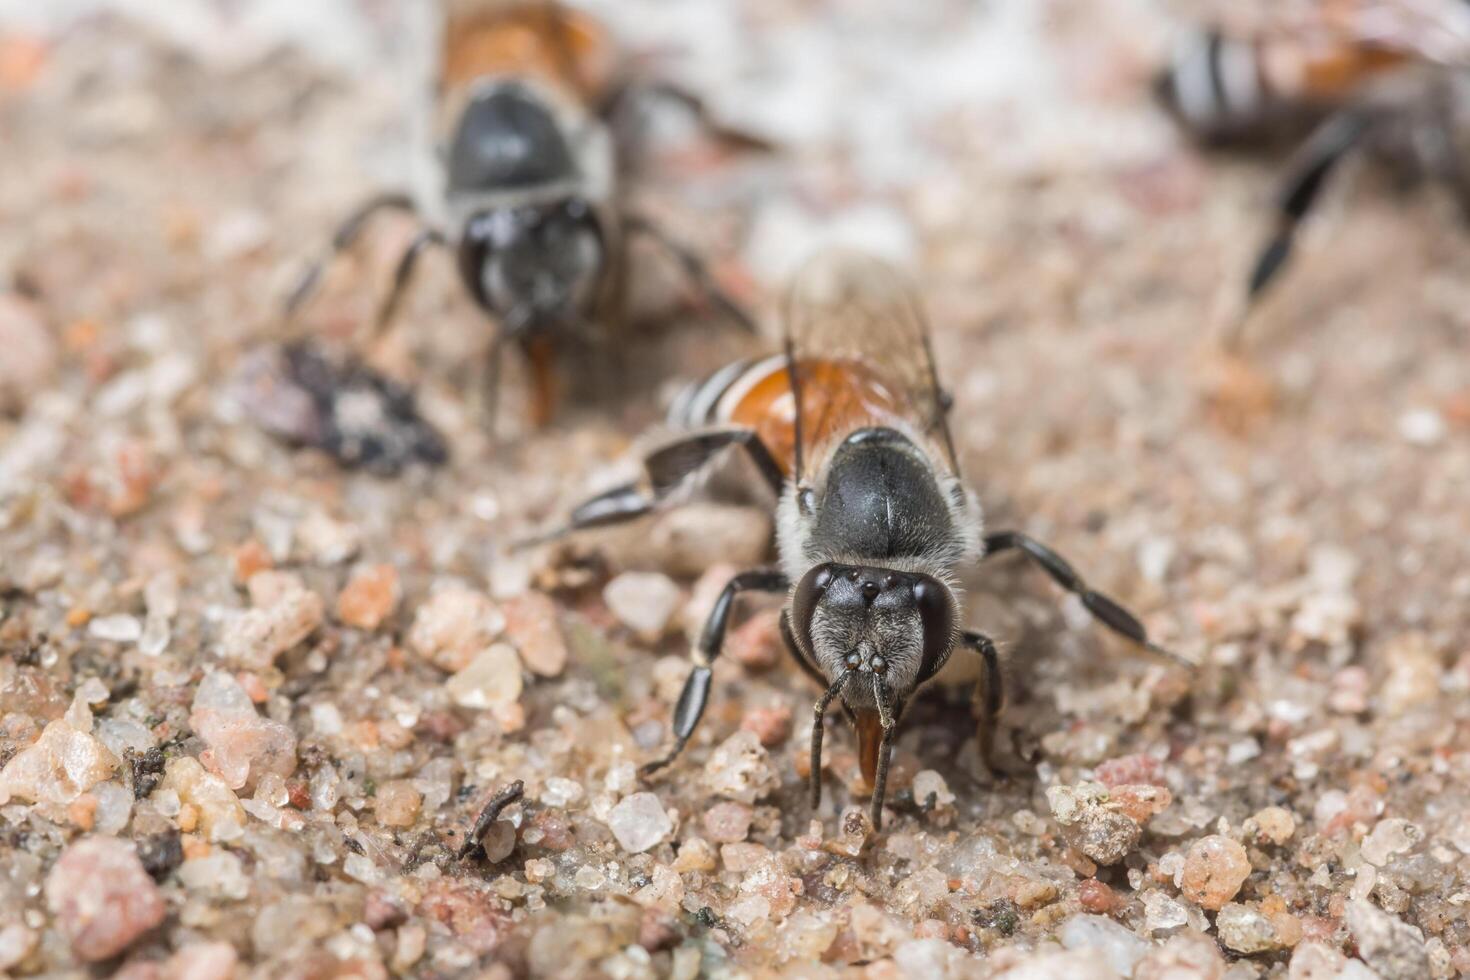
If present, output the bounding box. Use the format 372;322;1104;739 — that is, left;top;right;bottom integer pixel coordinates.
727;359;904;477
443;2;617;105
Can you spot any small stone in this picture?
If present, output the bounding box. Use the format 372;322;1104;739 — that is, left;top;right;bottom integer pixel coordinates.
219;572;324;670
1060;914;1150;977
189;671;297;792
603;572;683;642
89;614;143;643
0;294;58;413
539;777;585;807
363;890;409;931
1247;806;1297;846
1216;903;1279;955
374;779;422;828
1046;782;1142;866
1361;818;1422;866
408;588;505;672
646;504;773;577
1135;931;1227;980
1379;632;1441;717
161;757;246;841
1179;835;1251;910
726;610;783;670
445;643;523;710
1094;753;1165;788
296;510;362;565
671;837;717;873
702;730;780;804
1345;899;1429;978
336;563;400;630
912;770;956;809
720;841;770;872
503;591;568;677
1287;941;1350;980
178;851;250;900
45;836;165;962
0;717;119;806
606;792;673;853
1142;891;1190;935
1398;408;1446;446
1077;879;1123;914
163;942;238;980
0;924;37;973
703;801;754;843
1106;784;1172;824
740;705;793;747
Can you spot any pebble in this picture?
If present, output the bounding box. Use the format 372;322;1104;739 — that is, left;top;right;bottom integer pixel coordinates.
295;510;362;565
1215;902;1279;955
1379;633;1442;717
336;563;399;630
726;610;783;670
1046;782;1142;865
1141;891;1190;935
189;671;297;791
671;836;718;873
912;770;956;809
1397;407;1445;446
45;836;166;962
503;591;568;677
1060;914;1149;977
1287;941;1379;980
1345;899;1429;979
645;504;773;577
89;614;143;643
702;730;780;804
1247;806;1297;846
219;571;324;670
1179;835;1251;910
373;780;422;828
0;924;37;973
407;588;505;673
0;294;58;413
161;757;246;841
178;851;250;900
703;801;754;843
1360;818;1422;867
605;792;673;853
445;643;523;710
603;572;683;642
0;718;118;805
1134;931;1227;980
740;704;793;747
164;942;238;980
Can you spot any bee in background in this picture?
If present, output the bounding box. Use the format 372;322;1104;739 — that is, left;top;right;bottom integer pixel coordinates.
286;0;761;429
531;252;1187;829
1154;0;1470;312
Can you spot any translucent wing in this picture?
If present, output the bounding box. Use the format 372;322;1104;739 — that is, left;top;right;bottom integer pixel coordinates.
1243;0;1470;66
781;251;958;482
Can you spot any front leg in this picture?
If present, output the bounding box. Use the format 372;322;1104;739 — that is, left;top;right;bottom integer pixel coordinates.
982;531;1191;668
623;213;760;335
641;569;789;775
284;192;419;318
960;630;1005;775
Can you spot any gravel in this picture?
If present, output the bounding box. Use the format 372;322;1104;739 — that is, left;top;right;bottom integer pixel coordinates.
2;0;1469;976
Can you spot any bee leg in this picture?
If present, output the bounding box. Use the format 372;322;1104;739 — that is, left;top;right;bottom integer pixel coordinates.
374;228;450;338
1243;110;1373;310
981;531;1193;669
641;569;790;776
808;669;853;812
513;427;782;548
961;630;1007;776
284;192;418;318
622;213;760;335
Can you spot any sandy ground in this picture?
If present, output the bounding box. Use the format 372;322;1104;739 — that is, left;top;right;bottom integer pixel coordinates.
1;1;1469;978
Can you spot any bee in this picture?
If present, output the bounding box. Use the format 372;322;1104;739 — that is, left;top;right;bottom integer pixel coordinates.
1154;0;1470;307
535;252;1185;829
285;0;758;428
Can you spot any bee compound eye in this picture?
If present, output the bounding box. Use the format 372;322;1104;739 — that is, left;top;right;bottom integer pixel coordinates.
812;566;832;592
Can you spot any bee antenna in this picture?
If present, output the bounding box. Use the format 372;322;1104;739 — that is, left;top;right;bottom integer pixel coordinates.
808;670;852;811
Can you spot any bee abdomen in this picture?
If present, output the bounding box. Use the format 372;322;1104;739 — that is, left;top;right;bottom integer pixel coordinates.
667;355;784;431
1156;28;1271;139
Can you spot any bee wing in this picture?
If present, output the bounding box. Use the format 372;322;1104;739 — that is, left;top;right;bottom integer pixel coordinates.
1256;0;1470;66
782;250;959;482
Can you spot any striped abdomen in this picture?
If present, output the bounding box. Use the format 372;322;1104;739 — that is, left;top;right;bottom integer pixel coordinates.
1156;27;1413;140
669;355;905;478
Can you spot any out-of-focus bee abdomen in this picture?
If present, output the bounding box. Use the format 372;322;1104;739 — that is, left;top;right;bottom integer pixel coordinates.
670;355;905;478
1157;27;1415;140
441;1;618;107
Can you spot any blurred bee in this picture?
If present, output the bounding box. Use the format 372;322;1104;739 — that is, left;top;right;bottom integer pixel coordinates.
533;252;1186;829
1154;0;1470;309
286;0;760;428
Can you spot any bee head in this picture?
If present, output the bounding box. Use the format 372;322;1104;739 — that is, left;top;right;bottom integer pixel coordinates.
461;197;605;335
789;562;958;707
